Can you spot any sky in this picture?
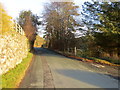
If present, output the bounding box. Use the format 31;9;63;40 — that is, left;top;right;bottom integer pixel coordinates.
0;0;90;37
0;0;89;18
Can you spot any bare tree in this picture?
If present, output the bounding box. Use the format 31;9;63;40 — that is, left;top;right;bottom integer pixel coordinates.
43;2;79;52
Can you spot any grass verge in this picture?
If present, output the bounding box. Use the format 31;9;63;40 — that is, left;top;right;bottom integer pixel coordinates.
86;57;120;66
1;52;33;88
52;49;120;66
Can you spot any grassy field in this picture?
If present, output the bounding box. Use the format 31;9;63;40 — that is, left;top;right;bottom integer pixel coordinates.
1;52;33;88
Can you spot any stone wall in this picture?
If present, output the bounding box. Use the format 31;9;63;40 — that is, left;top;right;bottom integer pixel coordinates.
0;31;28;75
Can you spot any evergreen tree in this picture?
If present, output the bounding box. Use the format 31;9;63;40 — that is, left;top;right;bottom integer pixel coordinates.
81;1;120;59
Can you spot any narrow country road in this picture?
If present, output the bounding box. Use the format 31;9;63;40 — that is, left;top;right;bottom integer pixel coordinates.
19;48;119;88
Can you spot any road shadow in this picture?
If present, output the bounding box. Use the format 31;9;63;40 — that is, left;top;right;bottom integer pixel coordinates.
33;47;60;55
33;47;120;84
55;69;119;88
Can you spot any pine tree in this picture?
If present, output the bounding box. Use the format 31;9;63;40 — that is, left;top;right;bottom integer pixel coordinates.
81;1;120;59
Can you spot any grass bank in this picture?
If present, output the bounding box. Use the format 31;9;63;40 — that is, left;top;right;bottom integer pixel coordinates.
1;52;33;88
83;57;120;65
51;49;120;66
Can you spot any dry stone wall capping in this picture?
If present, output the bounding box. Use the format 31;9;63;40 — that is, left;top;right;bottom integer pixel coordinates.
0;31;29;75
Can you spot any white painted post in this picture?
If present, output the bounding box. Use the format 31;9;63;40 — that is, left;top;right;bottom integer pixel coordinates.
74;46;77;56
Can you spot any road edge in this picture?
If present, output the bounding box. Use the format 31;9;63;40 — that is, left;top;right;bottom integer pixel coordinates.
17;54;35;88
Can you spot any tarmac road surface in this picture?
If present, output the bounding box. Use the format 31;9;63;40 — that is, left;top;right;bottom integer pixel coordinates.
19;48;119;89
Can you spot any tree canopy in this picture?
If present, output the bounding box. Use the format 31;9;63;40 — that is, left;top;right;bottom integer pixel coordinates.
17;10;40;52
80;1;120;60
43;2;80;52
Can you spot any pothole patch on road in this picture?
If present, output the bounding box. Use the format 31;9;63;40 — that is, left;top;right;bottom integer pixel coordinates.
30;82;42;86
91;63;105;68
41;55;55;88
